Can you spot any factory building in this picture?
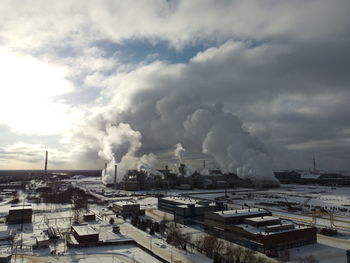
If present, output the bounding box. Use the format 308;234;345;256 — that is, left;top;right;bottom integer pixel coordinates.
7;204;33;224
158;196;222;224
112;201;143;217
71;225;99;243
204;208;317;251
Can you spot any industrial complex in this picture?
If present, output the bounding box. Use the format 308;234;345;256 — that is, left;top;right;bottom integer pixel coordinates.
0;152;349;263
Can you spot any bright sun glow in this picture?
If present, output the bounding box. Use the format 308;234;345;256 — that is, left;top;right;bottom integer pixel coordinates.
0;52;79;135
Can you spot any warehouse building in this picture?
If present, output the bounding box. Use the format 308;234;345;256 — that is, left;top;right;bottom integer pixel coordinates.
204;208;317;251
71;225;99;243
7;204;32;224
112;201;143;217
158;196;221;224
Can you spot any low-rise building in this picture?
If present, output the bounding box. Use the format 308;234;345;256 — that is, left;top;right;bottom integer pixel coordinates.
7;204;32;224
71;225;99;243
204;208;272;226
0;254;12;263
83;213;96;221
158;196;220;224
35;235;50;248
112;201;142;217
204;209;317;251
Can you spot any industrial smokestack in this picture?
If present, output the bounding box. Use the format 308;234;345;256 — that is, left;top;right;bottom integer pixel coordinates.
44;151;48;174
104;163;107;176
114;164;117;189
203;159;206;169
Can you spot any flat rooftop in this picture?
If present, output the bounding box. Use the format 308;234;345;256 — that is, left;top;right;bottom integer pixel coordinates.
9;204;33;211
213;208;269;218
161;196;216;206
161;196;198;205
236;221;308;235
72;225;98;236
113;201;139;206
177;204;204;208
244;216;279;223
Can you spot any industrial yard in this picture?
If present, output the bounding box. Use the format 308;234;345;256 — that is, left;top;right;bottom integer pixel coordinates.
0;171;349;263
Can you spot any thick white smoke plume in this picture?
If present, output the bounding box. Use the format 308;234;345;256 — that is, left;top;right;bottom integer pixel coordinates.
75;61;279;186
174;143;186;162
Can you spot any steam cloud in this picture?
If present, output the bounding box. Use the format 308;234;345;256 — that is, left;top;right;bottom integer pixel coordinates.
174;143;186;162
76;61;279;186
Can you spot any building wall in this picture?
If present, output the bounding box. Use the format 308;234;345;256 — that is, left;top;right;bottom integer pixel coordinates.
204;210;272;226
256;227;317;249
7;209;32;224
159;198;219;225
113;203;140;217
203;210;317;251
158;198;179;214
71;227;99;243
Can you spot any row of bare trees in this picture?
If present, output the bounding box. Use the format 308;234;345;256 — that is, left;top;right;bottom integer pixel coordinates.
192;234;273;263
124;213;318;263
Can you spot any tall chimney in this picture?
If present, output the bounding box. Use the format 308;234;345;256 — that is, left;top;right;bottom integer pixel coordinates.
44;151;48;174
203;160;206;169
104;163;107;176
114;164;117;189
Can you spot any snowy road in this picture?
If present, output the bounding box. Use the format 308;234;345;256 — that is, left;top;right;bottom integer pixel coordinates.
114;217;212;263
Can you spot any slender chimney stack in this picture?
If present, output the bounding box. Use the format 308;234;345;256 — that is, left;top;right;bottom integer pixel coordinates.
313;153;316;172
44;151;48;174
104;163;107;176
114;164;117;189
203;159;206;169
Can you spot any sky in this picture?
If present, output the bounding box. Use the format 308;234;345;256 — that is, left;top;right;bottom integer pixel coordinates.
0;0;349;174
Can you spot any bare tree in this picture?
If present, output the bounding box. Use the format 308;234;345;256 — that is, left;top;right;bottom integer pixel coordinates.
166;224;190;250
240;249;257;263
232;246;245;263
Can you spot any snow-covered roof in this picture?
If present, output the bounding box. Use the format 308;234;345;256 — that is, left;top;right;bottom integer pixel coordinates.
161;196;198;205
244;216;279;223
300;173;320;179
236;221;307;235
72;225;98;236
113;201;139;206
9;204;33;211
177;204;204;208
213;208;269;218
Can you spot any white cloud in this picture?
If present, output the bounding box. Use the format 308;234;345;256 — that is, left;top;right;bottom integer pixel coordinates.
0;0;349;171
0;52;81;135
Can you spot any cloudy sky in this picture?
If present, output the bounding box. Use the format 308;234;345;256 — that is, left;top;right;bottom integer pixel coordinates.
0;0;349;174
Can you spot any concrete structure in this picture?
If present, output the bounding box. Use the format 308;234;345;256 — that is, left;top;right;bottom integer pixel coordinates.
83;213;96;221
0;226;15;241
0;254;11;263
71;225;99;243
204;208;317;251
112;201;142;217
7;204;32;224
158;196;220;224
36;235;50;248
